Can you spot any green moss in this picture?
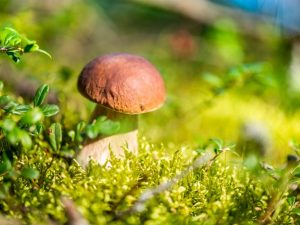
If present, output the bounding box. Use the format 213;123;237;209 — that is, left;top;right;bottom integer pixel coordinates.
1;137;297;225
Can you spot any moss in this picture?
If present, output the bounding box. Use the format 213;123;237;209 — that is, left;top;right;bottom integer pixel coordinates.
1;137;297;225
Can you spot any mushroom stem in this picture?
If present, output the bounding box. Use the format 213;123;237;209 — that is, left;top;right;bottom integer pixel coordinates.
77;105;138;167
289;38;300;92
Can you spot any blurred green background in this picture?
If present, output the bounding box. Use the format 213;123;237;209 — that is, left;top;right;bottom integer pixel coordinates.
1;0;299;164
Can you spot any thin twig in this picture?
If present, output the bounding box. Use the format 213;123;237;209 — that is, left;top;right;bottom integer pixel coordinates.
115;149;225;219
260;162;280;181
258;167;294;224
0;46;23;53
61;197;90;225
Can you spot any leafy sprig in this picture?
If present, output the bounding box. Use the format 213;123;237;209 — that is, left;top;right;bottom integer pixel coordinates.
0;83;59;149
0;27;51;62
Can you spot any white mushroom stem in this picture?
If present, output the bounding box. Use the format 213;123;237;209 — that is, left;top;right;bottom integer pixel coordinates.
77;105;138;167
289;38;300;92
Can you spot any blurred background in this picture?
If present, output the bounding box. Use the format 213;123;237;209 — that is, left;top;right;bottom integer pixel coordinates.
1;0;300;164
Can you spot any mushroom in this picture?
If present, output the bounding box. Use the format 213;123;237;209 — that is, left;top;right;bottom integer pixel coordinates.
77;53;166;167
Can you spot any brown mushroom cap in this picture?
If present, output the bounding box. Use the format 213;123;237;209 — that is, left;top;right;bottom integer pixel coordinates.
78;53;166;114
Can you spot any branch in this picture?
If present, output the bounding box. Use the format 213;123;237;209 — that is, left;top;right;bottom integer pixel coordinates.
259;162;299;224
0;46;24;54
61;197;90;225
258;173;291;225
260;162;280;181
116;148;225;219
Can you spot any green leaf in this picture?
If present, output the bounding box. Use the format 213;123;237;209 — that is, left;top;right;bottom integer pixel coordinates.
35;122;44;134
6;51;20;63
0;95;18;112
19;108;44;125
0;118;15;132
3;101;18;112
35;48;52;59
0;154;12;175
291;208;300;216
287;196;296;206
68;130;75;141
292;166;300;178
5;126;31;148
7;128;21;145
40;104;59;117
48;123;62;151
0;95;12;108
21;167;40;179
86;124;98;139
0;182;11;199
210;138;223;153
4;27;19;36
3;31;19;46
85;117;120;139
11;104;31;115
0;81;3;91
19;130;32;149
24;43;39;53
33;84;49;107
75;121;86;142
1;27;19;46
96;119;120;136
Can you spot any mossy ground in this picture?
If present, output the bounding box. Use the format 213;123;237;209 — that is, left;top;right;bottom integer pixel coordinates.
3;138;296;225
1;1;300;224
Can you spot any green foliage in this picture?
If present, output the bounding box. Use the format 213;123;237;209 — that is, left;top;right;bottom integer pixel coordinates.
203;63;276;96
33;84;49;107
86;116;120;139
0;27;51;62
21;167;40;179
0;78;126;223
0;3;300;224
48;123;62;152
0;84;58;149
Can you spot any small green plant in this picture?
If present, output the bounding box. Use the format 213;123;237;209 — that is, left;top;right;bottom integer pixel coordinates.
0;83;58;149
203;63;276;96
0;27;51;62
0;82;59;190
0;79;122;223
